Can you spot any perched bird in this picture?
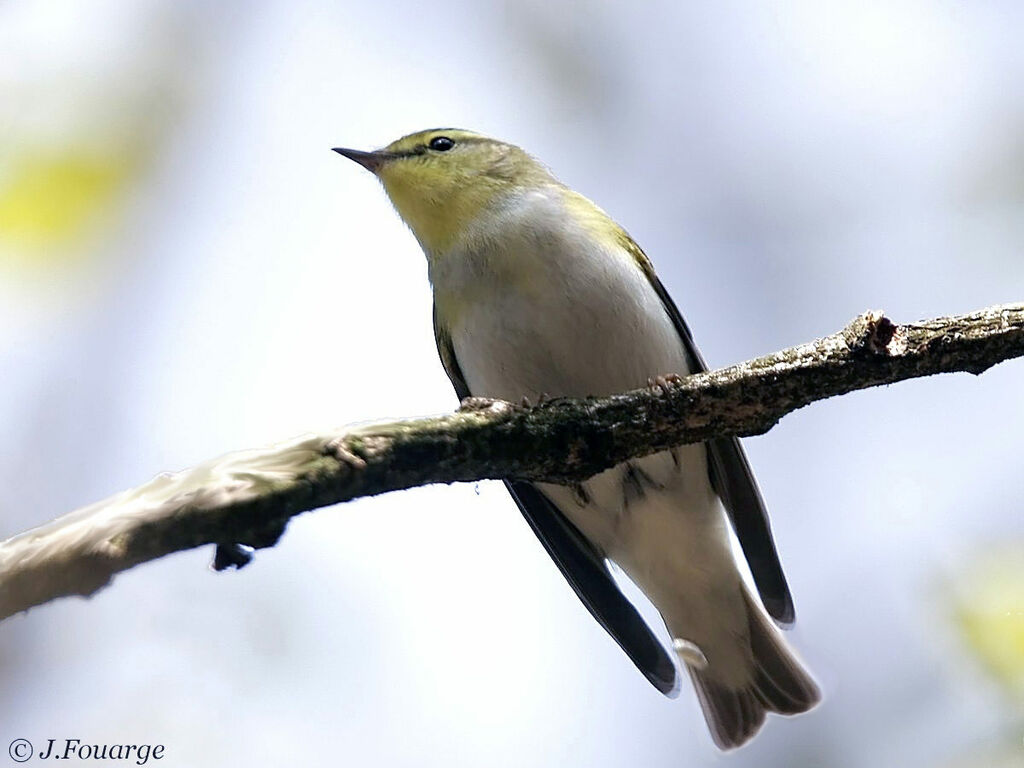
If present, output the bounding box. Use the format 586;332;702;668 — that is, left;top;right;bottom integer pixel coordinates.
333;129;819;748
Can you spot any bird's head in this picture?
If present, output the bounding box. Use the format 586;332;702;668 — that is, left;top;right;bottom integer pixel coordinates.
334;128;555;254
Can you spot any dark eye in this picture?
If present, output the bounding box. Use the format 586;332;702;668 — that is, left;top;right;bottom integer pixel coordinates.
429;136;455;152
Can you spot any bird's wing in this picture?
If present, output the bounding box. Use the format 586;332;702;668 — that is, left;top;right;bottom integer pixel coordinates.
434;308;471;401
433;304;680;695
620;234;796;626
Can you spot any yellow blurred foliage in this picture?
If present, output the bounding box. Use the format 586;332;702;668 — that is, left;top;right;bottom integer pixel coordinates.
954;545;1024;698
0;148;138;265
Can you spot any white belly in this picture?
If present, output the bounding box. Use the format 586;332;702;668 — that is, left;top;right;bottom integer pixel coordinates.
431;191;745;672
442;212;690;401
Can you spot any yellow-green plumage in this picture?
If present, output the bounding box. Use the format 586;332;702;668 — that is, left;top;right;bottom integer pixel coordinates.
374;129;658;334
334;128;819;749
377;129;554;256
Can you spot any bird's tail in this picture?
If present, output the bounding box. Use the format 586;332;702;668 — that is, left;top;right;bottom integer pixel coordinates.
685;586;820;749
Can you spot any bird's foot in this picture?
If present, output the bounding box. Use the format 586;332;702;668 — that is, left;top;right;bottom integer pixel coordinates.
647;373;684;396
325;437;368;471
519;392;551;408
459;397;498;412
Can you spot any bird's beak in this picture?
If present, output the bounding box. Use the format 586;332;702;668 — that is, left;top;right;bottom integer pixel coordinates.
332;147;390;173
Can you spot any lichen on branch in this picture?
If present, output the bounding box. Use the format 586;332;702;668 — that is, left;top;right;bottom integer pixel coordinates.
1;303;1021;621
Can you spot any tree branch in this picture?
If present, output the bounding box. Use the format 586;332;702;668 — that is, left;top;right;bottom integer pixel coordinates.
2;303;1022;621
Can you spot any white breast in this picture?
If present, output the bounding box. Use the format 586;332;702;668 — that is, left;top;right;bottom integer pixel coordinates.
430;188;692;402
430;190;745;671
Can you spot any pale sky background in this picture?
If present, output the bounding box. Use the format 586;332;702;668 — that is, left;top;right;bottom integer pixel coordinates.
1;1;1022;766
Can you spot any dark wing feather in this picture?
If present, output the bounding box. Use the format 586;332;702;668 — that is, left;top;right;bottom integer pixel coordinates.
432;305;680;695
434;307;471;401
640;267;796;626
505;480;679;695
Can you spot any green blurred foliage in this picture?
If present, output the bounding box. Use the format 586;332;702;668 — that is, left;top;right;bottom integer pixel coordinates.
0;148;141;261
954;544;1024;701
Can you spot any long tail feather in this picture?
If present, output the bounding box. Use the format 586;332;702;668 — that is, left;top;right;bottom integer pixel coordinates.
687;587;820;749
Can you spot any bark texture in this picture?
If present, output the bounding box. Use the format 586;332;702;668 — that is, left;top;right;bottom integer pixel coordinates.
1;303;1021;621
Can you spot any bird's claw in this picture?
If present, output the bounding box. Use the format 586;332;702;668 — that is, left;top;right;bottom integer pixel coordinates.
459;397;497;412
325;438;368;470
647;373;684;396
520;392;551;408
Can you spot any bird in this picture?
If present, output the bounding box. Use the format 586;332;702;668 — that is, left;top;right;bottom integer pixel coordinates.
333;128;820;749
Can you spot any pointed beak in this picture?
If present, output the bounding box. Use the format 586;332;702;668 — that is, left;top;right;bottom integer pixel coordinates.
332;147;390;173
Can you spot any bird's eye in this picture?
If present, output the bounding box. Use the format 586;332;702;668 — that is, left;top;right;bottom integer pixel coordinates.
429;136;455;152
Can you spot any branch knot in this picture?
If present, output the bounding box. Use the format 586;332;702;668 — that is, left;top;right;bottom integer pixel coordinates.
844;310;896;355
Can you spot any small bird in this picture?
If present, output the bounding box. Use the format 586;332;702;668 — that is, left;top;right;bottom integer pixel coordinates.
334;129;819;748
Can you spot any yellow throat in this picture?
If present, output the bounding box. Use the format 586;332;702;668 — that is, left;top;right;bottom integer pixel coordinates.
335;128;557;255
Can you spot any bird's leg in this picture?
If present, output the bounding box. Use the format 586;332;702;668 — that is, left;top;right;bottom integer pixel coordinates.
213;436;369;572
519;392;551;408
325;437;369;471
647;373;685;396
647;374;687;467
459;396;498;411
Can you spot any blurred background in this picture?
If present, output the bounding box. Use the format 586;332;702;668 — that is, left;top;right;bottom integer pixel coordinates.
1;1;1022;766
